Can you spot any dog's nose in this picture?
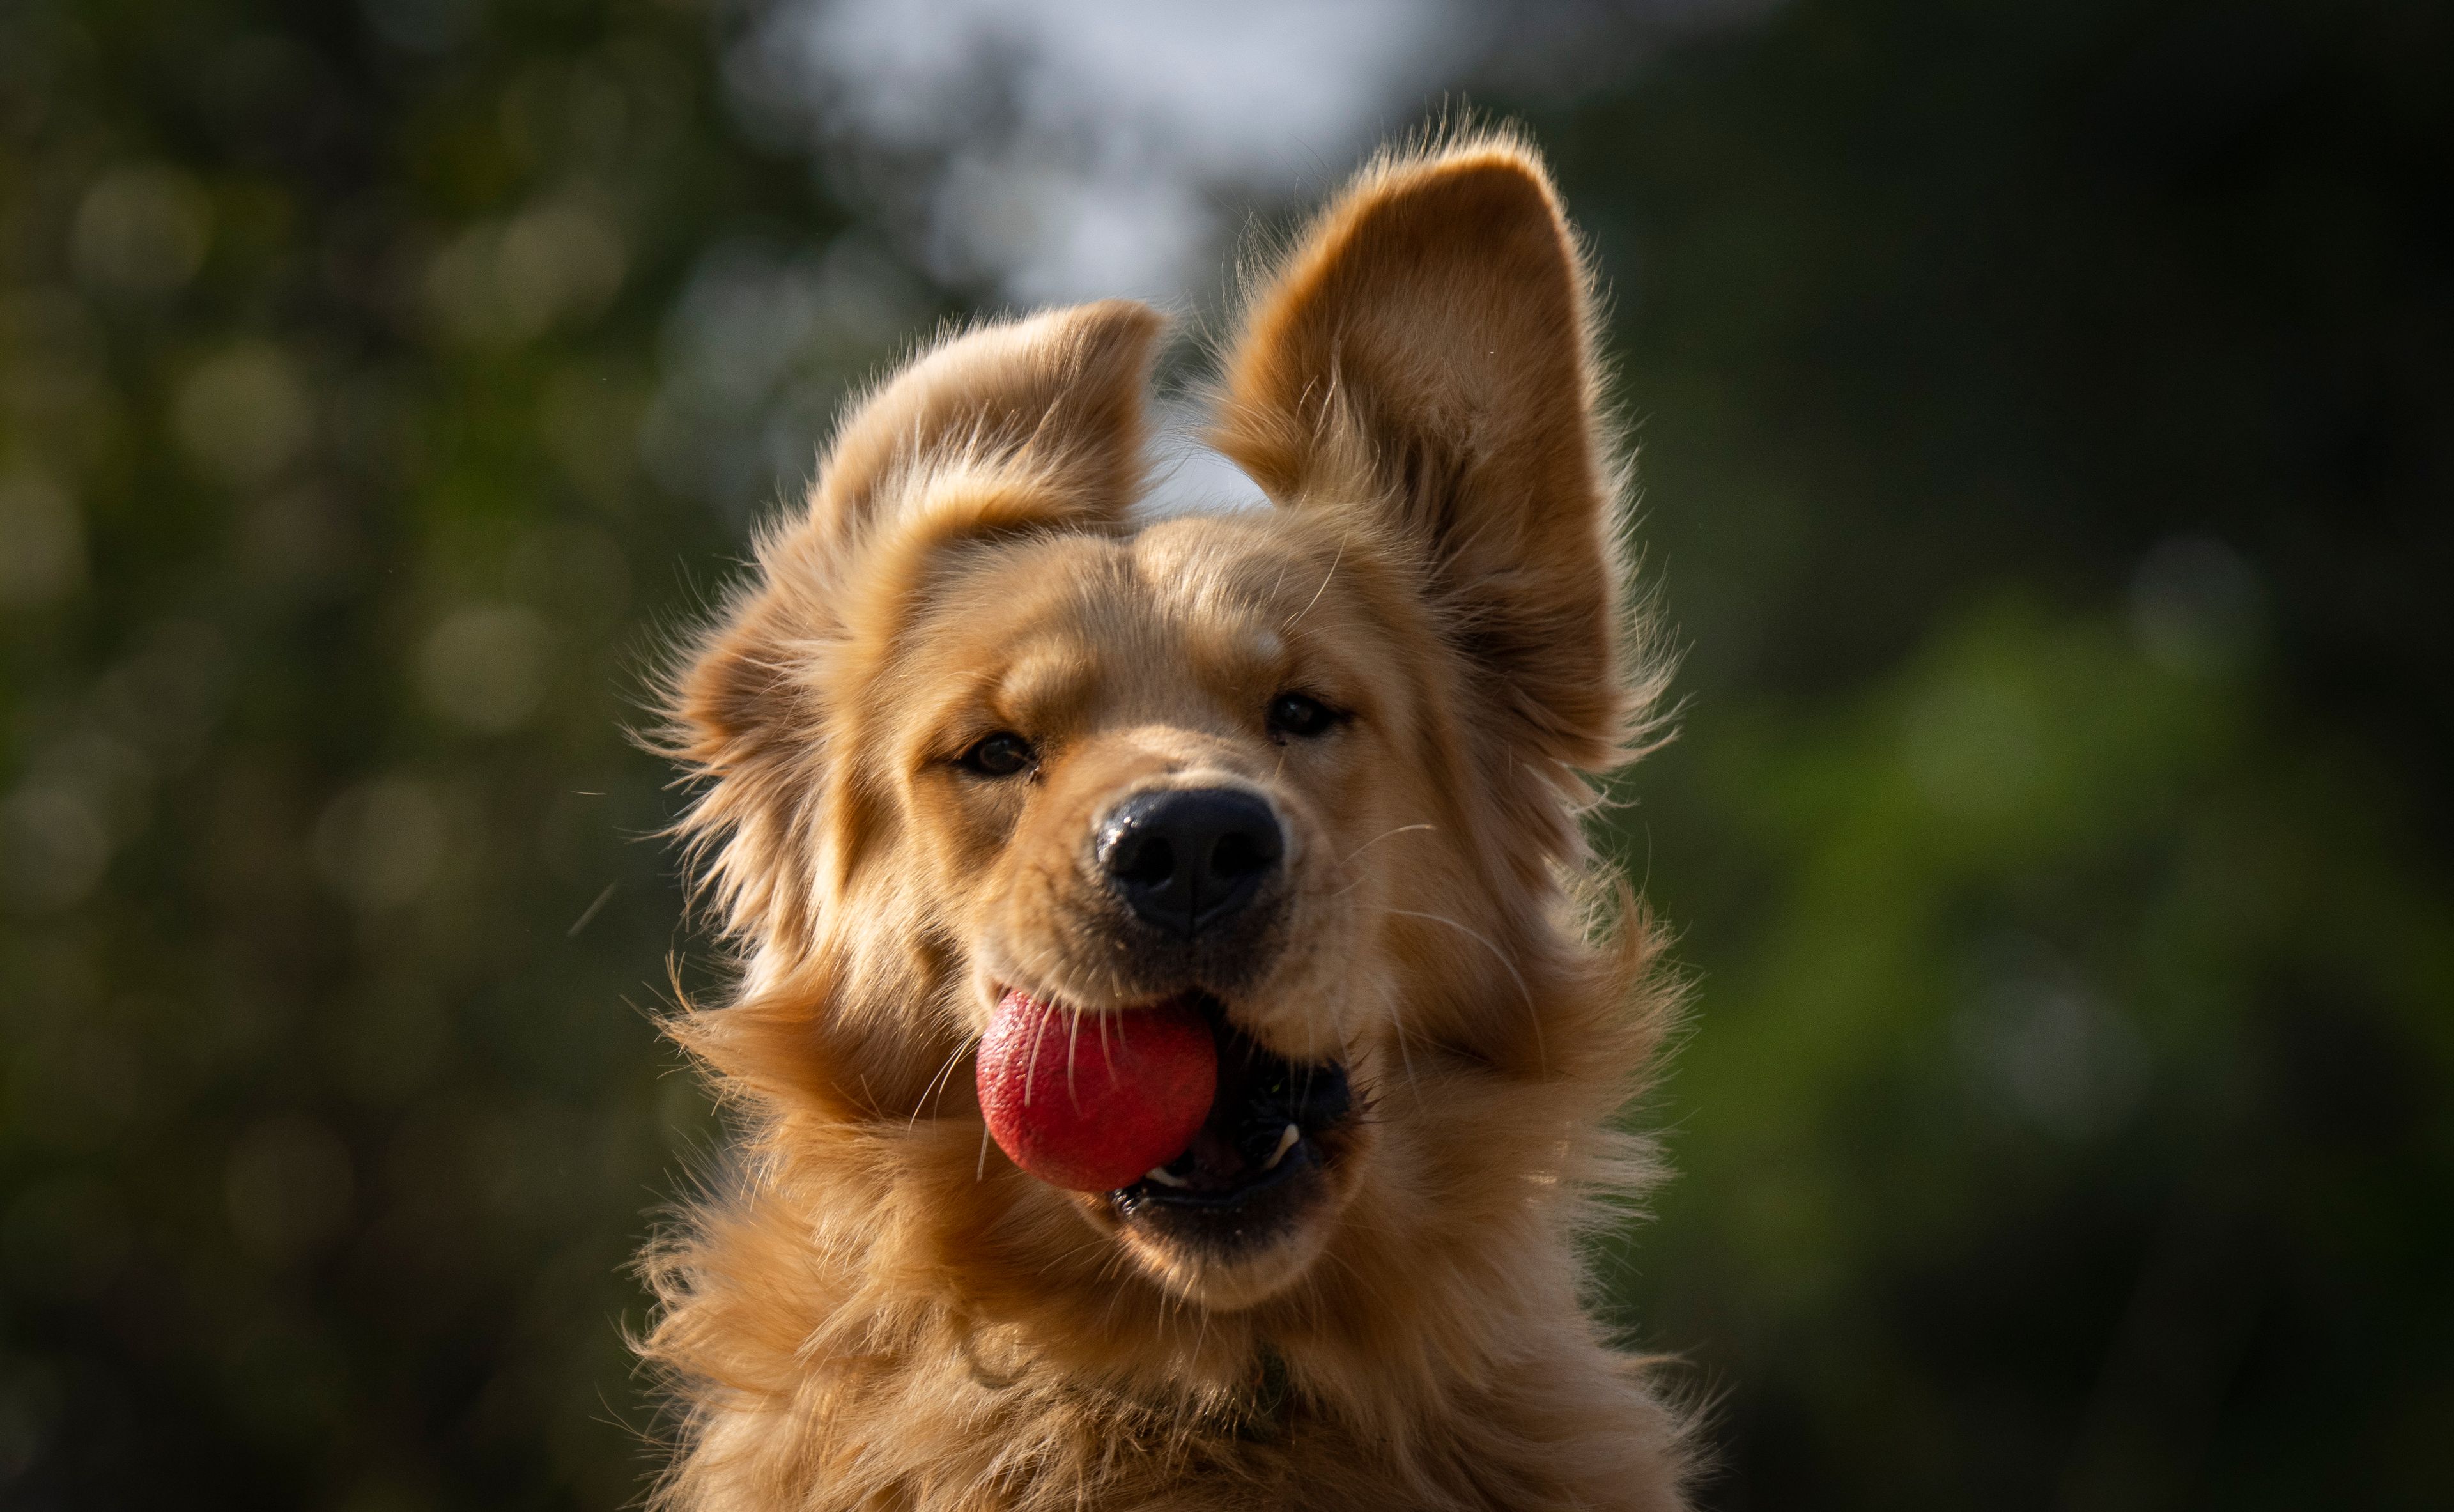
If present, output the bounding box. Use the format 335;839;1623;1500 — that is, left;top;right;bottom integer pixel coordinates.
1097;788;1284;938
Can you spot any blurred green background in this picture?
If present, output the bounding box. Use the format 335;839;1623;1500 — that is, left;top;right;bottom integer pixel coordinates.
1;1;2445;1508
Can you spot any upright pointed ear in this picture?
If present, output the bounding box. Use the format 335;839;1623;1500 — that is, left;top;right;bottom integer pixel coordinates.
677;298;1164;770
1212;137;1636;769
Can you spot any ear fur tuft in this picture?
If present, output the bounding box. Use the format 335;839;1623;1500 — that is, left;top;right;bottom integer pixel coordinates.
817;298;1164;534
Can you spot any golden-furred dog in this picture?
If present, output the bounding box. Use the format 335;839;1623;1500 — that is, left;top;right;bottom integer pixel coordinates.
645;129;1692;1511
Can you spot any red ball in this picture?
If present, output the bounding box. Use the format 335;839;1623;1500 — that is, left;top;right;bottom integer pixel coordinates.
976;990;1217;1192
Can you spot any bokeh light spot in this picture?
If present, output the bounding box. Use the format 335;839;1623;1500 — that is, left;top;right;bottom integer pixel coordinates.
415;605;552;734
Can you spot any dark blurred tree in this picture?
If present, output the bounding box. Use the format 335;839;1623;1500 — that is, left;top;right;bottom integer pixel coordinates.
1515;1;2453;1508
0;1;939;1506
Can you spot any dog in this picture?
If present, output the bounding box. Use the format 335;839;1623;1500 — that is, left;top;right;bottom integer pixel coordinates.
644;129;1693;1511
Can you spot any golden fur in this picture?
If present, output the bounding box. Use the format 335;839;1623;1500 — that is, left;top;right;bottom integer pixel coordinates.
644;129;1693;1511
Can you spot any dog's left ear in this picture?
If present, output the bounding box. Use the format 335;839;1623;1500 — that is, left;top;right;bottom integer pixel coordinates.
1212;135;1630;768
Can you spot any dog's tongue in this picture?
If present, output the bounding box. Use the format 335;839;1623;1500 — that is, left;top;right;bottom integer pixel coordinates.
976;989;1217;1192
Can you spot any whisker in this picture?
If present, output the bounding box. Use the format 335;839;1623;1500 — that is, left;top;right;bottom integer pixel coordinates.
1023;997;1055;1106
1035;1233;1124;1278
908;1032;979;1130
1283;532;1348;631
1377;976;1424;1107
1329;822;1440;898
1382;906;1546;1074
1067;1001;1084;1109
1338;822;1435;868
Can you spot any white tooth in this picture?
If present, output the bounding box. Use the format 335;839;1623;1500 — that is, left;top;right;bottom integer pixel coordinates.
1143;1166;1189;1187
1262;1123;1300;1171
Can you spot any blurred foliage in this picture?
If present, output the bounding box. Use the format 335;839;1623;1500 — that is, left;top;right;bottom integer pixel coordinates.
0;0;936;1505
1534;2;2454;1507
0;1;2446;1509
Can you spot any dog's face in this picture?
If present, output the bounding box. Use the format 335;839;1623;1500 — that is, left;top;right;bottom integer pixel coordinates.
885;509;1438;1303
671;141;1653;1323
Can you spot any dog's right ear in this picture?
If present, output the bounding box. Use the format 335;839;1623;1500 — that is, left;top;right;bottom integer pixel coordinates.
667;300;1161;937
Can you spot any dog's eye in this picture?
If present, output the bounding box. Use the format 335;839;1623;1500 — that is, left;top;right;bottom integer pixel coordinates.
1266;692;1341;740
959;732;1035;777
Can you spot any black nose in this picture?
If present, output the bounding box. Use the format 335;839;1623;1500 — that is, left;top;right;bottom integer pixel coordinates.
1097;788;1285;938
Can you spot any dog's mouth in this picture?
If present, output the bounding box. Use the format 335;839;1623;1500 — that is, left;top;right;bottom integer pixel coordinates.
1106;994;1355;1252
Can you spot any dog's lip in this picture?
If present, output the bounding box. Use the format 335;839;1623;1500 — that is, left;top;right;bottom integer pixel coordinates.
1109;992;1352;1208
1119;1137;1320;1208
989;982;1181;1013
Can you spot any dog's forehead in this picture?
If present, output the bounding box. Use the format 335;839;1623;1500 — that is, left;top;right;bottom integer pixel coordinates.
951;513;1340;654
902;511;1378;735
1126;512;1339;627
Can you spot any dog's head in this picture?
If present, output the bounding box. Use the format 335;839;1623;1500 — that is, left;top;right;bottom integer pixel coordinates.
665;137;1666;1332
